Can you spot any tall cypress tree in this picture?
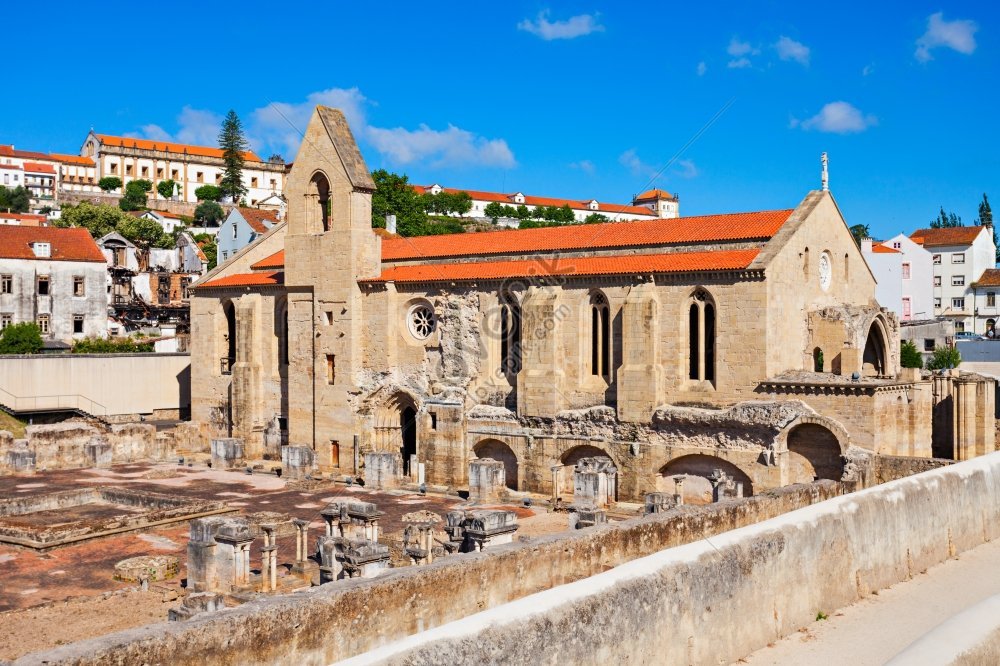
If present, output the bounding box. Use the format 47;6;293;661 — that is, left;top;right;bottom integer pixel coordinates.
218;110;248;203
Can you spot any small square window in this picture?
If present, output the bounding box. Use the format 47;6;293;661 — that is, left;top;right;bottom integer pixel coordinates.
989;292;997;307
953;253;965;264
0;314;11;330
73;276;85;296
933;254;941;264
73;315;84;334
934;276;942;286
430;412;438;430
37;276;50;295
37;314;49;333
952;275;965;286
141;166;148;177
924;338;935;351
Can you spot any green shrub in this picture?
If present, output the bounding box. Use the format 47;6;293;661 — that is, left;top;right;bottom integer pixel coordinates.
0;323;42;354
72;337;154;354
926;346;961;370
900;340;923;369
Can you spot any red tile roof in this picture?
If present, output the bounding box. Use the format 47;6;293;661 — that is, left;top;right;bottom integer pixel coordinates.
0;145;50;161
196;271;284;289
0;226;105;262
973;269;1000;287
95;134;263;162
909;226;985;247
633;188;676;202
251;250;285;270
22;162;56;174
144;210;184;220
49;153;95;166
235;207;280;233
0;163;22;171
413;185;655;217
0;212;47;226
362;249;760;284
382;209;793;261
871;245;901;254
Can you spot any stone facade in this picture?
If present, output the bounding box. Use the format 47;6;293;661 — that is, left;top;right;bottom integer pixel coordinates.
187;106;998;503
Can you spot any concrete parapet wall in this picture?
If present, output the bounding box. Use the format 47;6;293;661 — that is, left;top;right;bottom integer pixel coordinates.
15;482;845;665
353;452;1000;665
0;353;191;418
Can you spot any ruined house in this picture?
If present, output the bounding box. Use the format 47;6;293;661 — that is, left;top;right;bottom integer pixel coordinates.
188;106;996;502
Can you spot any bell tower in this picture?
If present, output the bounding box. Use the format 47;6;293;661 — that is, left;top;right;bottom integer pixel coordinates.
281;107;380;465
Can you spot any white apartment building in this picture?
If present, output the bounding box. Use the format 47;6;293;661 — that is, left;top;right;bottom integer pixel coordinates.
0;226;108;342
909;225;997;333
1;145;100;202
411;184;679;223
864;233;935;322
81;133;286;207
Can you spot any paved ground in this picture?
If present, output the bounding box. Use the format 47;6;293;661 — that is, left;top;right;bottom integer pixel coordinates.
740;538;1000;665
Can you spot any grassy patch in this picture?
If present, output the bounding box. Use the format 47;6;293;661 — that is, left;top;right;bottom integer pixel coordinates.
0;410;27;438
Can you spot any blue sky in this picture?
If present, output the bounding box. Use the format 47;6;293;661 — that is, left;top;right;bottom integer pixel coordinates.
3;2;997;239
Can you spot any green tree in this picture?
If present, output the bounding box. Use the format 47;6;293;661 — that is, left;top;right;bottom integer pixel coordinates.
55;201;133;237
195;184;223;201
584;213;609;224
194;200;225;224
119;179;152;211
483;201;506;221
97;176;122;192
929;207;962;229
218;110;249;202
849;223;870;247
926;346;961;370
193;233;217;270
900;340;924;369
974;193;998;261
0;322;43;354
157;179;178;200
370;169;428;236
0;186;31;213
118;217;166;251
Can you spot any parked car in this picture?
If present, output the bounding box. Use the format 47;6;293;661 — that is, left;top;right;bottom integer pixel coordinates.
955;331;985;340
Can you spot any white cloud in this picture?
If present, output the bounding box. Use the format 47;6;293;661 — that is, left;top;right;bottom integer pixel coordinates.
674;159;699;179
366;124;515;169
518;11;604;40
727;38;757;57
775;36;810;65
619;149;655;177
132;106;222;146
570;160;596;175
799;101;877;134
727;57;752;69
135;88;516;169
250;87;368;158
696;61;707;76
916;12;978;62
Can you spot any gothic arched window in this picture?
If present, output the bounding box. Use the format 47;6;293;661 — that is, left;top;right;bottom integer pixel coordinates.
590;292;610;378
688;289;716;384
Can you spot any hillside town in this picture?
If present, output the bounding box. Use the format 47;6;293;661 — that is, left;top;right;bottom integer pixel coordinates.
1;5;1000;666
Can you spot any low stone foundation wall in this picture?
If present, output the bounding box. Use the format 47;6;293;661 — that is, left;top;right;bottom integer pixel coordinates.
0;422;170;474
873;453;954;484
15;482;846;665
350;452;1000;665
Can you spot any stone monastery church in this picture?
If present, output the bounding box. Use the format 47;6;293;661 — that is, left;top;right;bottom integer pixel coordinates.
190;106;995;503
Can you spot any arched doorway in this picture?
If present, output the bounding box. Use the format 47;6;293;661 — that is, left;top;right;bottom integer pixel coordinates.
559;445;613;496
786;423;844;482
308;172;331;232
862;320;888;377
658;455;754;505
474;439;519;490
374;392;418;475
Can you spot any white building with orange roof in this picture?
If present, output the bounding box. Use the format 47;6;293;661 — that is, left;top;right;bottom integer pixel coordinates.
49;153;98;194
80;132;286;207
862;233;934;323
412;183;673;223
632;188;680;218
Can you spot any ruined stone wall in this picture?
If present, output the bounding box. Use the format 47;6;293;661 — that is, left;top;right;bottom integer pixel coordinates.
348;453;1000;666
0;421;162;473
21;481;846;665
873;453;953;484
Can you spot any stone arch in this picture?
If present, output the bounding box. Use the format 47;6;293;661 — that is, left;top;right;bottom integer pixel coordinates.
473;439;519;490
658;454;754;505
374;391;419;474
686;287;716;383
863;315;891;377
559;444;614;496
306;170;331;232
776;415;849;483
588;290;611;379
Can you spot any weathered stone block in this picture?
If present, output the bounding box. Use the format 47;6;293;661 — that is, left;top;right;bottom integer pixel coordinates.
469;457;505;502
282;445;316;480
363;451;402;490
210;438;244;470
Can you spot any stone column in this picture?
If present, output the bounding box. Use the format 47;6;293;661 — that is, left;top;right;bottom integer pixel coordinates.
293;519;308;565
260;524;277;592
551;465;562;502
469;457;505;503
673;476;685;506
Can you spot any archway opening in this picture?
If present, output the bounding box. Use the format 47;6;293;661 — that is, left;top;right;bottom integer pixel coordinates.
308;172;331;232
657;454;754;505
560;445;612;495
786;423;844;482
862;321;888;377
813;347;824;372
400;406;417;475
474;439;519;490
374;392;419;474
